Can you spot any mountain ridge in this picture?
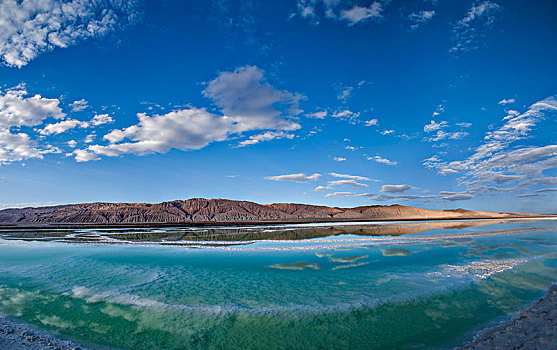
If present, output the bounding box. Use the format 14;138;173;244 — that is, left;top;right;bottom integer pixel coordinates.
0;198;540;225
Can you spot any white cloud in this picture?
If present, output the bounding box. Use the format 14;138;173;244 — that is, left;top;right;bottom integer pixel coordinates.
237;131;294;147
381;184;411;193
0;201;48;209
305;110;327;119
0;86;114;164
322;189;474;202
425;96;557;191
90;114;114;126
498;98;515;105
381;129;394;135
86;108;234;158
0;86;65;129
423;120;470;142
202;65;302;132
0;85;65;164
427;130;469;142
432;104;445;117
314;185;331;191
265;173;321;183
329;172;373;181
69;99;89;112
365;119;378;126
516;193;544;198
450;1;501;53
78;66;302;161
73;149;99;162
438;168;458;176
337;86;353;101
336;81;367;102
536;188;557;193
477;98;555;153
438;192;474;201
456;122;472;128
369;155;397;166
529;177;557;186
423;120;447;133
0;129;42;164
340;2;383;26
333;157;347;162
297;1;318;20
84;133;96;143
408;10;435;30
328;179;368;187
0;0;139;67
294;0;328;24
294;1;383;26
423;155;441;163
38;113;113;137
325;191;363;198
332;109;360;119
40;119;89;135
368;191;473;202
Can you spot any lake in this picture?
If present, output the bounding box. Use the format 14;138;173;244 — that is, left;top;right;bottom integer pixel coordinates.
0;218;556;349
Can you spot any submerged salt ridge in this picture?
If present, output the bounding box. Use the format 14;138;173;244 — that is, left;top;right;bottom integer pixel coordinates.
444;259;528;279
0;259;543;322
0;219;556;349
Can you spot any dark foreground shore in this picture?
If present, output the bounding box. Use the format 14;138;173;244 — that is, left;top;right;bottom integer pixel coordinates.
458;284;557;349
0;318;84;350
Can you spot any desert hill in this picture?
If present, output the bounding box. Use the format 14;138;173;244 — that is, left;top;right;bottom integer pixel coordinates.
0;198;536;225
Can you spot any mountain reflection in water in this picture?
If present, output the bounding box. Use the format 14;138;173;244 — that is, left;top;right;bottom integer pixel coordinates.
0;219;515;245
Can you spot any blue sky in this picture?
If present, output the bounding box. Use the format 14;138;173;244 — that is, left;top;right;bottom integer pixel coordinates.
0;0;556;213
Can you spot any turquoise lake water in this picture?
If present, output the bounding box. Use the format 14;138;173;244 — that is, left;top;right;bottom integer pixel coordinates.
0;219;556;349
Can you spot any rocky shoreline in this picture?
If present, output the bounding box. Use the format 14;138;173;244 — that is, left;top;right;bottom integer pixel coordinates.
0;317;85;350
458;284;557;349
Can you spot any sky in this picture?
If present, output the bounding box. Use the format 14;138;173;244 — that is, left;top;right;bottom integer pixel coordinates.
0;0;556;213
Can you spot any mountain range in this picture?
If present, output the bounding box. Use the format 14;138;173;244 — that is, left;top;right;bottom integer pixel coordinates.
0;198;539;226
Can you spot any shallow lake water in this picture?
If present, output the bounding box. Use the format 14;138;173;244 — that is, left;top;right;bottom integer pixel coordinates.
0;218;556;349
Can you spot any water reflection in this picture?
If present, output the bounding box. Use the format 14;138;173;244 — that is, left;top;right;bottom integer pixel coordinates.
0;219;519;245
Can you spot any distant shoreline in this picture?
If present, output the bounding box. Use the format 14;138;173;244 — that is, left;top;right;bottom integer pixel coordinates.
0;215;553;230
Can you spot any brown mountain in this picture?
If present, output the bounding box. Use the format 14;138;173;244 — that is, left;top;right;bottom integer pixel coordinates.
0;198;536;226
